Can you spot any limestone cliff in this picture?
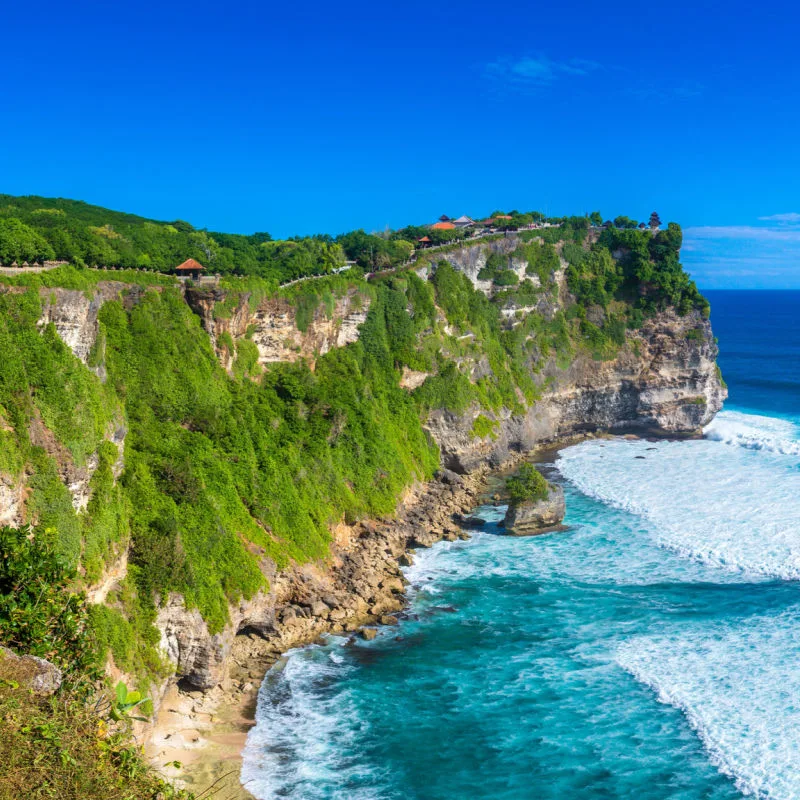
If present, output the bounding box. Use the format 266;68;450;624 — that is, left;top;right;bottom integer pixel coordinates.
0;235;726;707
427;306;724;473
185;286;370;371
149;241;726;694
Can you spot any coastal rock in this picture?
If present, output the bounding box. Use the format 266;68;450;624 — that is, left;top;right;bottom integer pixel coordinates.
310;600;330;619
503;484;566;535
426;309;726;474
454;513;485;529
0;646;63;695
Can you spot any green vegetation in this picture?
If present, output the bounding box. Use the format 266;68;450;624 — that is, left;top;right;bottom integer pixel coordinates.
0;680;191;800
598;223;708;316
0;525;191;800
0;195;345;282
0;199;717;798
506;463;549;505
0;526;97;675
471;414;498;440
0;263;176;291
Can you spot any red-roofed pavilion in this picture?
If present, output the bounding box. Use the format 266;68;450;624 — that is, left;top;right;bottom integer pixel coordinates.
175;258;205;279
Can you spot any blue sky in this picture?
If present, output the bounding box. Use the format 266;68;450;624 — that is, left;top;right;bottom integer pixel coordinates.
2;0;799;288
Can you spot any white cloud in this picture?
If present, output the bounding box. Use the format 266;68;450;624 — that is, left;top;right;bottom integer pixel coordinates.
683;221;800;288
757;213;800;224
684;225;800;242
485;54;601;88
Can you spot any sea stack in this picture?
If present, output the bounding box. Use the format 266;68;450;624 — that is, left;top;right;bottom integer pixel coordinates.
503;464;566;535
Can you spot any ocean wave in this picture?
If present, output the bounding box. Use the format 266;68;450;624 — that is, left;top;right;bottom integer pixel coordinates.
618;611;800;799
241;639;389;800
704;410;800;455
556;427;800;580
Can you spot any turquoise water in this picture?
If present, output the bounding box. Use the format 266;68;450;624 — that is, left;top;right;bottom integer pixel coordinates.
242;292;800;799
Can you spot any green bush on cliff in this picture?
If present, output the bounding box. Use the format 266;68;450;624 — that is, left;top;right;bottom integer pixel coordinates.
506;463;549;505
599;224;708;315
0;525;97;675
471;414;497;440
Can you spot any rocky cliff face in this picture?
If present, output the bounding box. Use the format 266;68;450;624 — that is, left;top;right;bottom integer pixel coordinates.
38;283;134;371
152;247;726;693
416;236;531;292
2;247;726;706
427;307;725;473
185;287;370;372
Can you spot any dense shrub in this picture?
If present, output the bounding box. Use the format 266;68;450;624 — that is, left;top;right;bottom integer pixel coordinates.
506;463;549;505
0;525;97;676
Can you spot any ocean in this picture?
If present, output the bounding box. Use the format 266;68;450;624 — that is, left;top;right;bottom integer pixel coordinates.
241;290;800;800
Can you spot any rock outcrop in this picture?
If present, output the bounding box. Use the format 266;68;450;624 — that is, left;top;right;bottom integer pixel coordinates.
37;283;133;370
153;469;485;690
0;646;63;695
426;307;726;474
185;287;370;371
503;484;566;535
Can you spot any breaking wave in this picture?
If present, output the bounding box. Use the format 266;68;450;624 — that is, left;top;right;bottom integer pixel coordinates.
556;412;800;580
618;610;800;799
704;410;800;456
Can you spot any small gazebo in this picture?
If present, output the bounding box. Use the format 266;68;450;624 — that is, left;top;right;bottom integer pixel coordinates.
175;258;205;279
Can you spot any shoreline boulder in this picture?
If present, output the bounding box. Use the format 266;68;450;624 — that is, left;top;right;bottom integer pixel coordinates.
503;483;566;534
501;463;566;535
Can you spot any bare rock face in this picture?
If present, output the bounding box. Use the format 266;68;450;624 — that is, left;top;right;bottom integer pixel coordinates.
157;598;226;689
0;475;23;527
185;287;371;371
37;283;128;369
0;646;62;695
427;309;727;473
503;484;566;535
430;236;520;291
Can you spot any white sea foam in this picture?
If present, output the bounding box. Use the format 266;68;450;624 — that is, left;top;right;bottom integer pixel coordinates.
557;411;800;580
618;611;800;799
241;638;388;800
705;410;800;455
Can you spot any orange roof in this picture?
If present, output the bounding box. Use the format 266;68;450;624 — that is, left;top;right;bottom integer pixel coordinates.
493;215;512;220
418;236;431;242
175;258;205;272
431;221;456;230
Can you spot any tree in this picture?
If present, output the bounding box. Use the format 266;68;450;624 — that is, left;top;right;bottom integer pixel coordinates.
589;211;603;226
506;464;549;505
649;211;662;230
613;215;638;230
0;218;56;264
